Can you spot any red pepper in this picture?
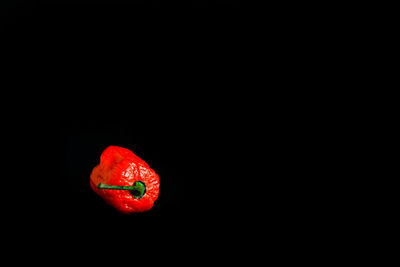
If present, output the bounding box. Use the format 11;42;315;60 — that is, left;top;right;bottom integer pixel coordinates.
90;146;160;214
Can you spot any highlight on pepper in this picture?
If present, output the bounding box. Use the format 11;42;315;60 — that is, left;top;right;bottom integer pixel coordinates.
90;146;160;214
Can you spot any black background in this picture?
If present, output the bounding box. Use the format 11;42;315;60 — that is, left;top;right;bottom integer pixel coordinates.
1;1;345;263
1;2;368;263
1;2;273;264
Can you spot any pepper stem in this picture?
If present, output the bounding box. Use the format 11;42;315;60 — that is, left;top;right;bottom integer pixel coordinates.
97;181;146;199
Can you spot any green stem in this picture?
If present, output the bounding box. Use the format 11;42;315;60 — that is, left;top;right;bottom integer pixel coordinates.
98;184;136;190
97;181;146;199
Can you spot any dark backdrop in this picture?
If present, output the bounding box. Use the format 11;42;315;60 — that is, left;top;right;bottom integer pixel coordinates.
0;2;315;264
1;1;364;263
1;2;263;264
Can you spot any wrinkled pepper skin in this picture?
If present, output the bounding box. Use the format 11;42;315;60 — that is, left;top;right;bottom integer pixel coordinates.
90;146;160;214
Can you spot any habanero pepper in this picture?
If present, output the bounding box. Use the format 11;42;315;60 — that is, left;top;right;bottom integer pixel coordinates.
90;146;160;214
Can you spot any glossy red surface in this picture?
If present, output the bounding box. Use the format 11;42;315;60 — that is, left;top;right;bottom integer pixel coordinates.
90;146;160;214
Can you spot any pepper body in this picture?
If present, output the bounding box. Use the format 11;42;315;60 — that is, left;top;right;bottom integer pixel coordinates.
90;146;160;214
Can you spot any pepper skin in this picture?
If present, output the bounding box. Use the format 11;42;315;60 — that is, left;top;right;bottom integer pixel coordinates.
90;146;160;214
